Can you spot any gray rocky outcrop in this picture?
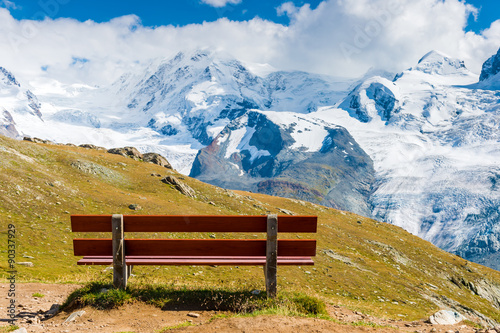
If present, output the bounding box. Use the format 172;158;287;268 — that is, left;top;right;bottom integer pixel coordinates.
143;152;172;169
107;146;143;160
190;110;374;217
79;143;107;151
480;47;500;81
161;175;196;198
23;137;54;144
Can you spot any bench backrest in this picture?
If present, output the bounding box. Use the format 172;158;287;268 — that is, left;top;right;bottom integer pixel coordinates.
71;215;317;257
71;215;317;232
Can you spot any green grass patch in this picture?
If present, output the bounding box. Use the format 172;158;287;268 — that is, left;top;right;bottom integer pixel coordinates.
62;281;327;317
0;326;20;333
157;321;194;332
62;282;132;310
32;292;44;298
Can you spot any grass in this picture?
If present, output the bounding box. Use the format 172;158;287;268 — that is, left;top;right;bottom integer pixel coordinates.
157;321;194;332
0;326;19;333
1;135;500;324
62;281;328;317
32;292;44;298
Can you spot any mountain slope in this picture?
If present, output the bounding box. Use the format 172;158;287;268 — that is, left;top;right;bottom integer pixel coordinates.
1;135;500;326
190;110;375;216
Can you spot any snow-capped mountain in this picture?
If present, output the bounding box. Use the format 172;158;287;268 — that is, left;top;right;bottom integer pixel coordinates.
0;67;43;138
16;50;354;173
110;50;354;145
1;48;500;269
190;110;374;216
326;49;500;268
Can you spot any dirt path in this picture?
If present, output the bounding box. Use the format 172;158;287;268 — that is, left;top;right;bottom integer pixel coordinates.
0;283;486;332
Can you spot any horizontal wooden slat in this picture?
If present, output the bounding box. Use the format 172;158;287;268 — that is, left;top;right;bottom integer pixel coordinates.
71;215;317;233
77;256;314;266
73;239;316;257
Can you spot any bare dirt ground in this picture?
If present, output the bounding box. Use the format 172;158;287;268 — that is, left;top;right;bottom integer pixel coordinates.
0;283;490;333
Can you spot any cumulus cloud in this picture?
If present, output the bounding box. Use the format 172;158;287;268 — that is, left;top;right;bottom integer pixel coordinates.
0;0;499;86
201;0;242;8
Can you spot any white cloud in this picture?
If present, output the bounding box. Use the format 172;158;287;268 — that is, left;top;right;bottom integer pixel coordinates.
201;0;242;8
0;0;499;86
0;0;18;10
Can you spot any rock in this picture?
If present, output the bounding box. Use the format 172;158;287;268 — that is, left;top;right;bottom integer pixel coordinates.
79;144;107;151
64;310;85;323
161;175;196;198
17;262;34;267
143;152;173;169
128;204;141;210
45;304;60;317
11;328;27;333
251;290;261;295
151;173;162;177
107;147;143;160
23;137;54;144
279;208;294;215
429;310;463;325
187;312;200;318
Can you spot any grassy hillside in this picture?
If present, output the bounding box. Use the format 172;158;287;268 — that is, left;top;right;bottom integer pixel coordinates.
1;135;500;325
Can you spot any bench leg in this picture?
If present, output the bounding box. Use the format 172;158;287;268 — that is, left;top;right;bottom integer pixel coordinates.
266;214;278;298
112;214;127;289
127;265;133;279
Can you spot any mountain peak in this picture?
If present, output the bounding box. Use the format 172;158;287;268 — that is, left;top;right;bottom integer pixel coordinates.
413;50;468;75
0;66;21;87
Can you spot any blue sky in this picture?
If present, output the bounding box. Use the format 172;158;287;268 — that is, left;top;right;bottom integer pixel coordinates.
3;0;498;32
0;0;499;84
4;0;323;26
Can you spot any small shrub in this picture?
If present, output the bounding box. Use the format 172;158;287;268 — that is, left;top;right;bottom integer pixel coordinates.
291;294;327;315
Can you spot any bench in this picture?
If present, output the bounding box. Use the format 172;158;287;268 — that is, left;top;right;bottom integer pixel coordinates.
71;214;317;297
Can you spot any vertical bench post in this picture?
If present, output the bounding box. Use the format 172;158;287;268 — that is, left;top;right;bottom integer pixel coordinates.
112;214;127;289
265;214;278;298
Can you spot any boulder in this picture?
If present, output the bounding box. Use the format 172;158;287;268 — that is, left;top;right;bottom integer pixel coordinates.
128;204;141;210
107;146;143;160
143;152;173;169
79;143;107;151
23;137;54;144
161;175;196;198
429;310;463;325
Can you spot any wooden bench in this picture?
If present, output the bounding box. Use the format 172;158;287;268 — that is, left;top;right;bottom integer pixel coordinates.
71;214;317;297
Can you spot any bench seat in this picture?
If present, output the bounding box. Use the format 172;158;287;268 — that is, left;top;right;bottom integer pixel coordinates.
77;255;315;266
